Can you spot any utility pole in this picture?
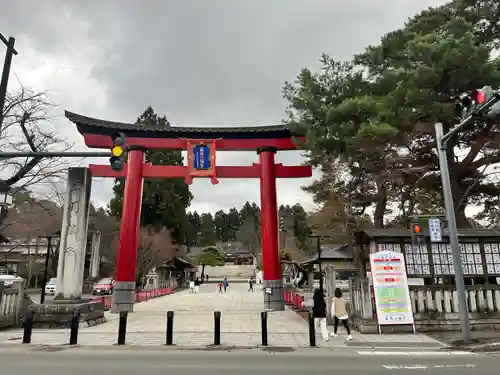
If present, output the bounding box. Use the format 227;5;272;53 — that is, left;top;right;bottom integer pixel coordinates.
0;34;18;133
39;231;60;304
307;234;329;294
434;88;500;342
435;122;471;342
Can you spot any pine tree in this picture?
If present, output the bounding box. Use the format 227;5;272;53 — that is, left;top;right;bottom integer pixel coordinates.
109;106;193;243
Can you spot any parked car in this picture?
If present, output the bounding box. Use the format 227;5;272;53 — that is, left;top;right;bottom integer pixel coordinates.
44;277;57;295
92;278;115;295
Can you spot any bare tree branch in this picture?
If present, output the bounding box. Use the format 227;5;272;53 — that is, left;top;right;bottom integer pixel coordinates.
0;82;74;194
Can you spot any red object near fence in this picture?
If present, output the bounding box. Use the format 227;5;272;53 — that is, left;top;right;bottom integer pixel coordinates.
93;287;174;311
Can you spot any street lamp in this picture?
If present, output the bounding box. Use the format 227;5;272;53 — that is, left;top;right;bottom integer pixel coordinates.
0;190;13;207
0;181;14;225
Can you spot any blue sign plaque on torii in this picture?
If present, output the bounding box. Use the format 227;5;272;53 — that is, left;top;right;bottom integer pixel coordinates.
193;144;210;170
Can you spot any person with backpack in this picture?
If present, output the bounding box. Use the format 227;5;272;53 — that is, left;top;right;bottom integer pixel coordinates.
331;287;352;341
302;288;329;342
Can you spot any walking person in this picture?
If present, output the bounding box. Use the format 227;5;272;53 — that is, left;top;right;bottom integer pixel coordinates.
189;279;195;293
331;287;352;340
248;277;254;292
194;278;201;293
223;277;229;292
302;289;329;342
217;281;224;293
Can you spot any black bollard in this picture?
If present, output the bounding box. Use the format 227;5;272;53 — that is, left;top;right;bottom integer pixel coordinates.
69;309;80;345
166;311;174;345
261;311;268;346
117;311;128;345
308;312;316;347
22;310;34;344
214;311;221;345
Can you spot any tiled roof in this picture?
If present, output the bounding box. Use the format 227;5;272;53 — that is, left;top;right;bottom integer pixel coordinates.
65;111;300;138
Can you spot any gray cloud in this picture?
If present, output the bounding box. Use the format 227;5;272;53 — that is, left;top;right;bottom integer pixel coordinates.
1;0;449;213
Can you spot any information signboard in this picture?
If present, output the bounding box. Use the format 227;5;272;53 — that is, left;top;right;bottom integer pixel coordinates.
428;217;442;242
369;250;415;332
193;144;210;170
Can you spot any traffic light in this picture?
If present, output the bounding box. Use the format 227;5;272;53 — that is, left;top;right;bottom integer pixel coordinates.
279;216;284;231
411;221;426;246
109;132;127;171
457;86;500;120
474;86;500;120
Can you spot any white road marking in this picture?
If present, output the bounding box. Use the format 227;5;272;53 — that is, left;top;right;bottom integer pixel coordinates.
357;351;475;356
382;365;427;370
382;364;476;370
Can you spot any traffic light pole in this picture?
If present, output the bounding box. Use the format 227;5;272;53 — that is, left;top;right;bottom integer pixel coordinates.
0;151;111;158
435;121;471;342
433;94;500;342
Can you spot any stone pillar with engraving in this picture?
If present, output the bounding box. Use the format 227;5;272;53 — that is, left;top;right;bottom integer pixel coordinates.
56;168;92;300
325;265;336;324
90;231;101;278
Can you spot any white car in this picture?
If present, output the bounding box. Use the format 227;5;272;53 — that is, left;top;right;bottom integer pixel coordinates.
44;277;57;295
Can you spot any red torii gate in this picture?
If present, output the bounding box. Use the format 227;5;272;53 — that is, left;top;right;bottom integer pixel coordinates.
66;111;312;311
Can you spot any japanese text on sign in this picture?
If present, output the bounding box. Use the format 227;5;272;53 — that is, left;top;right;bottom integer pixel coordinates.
369;250;414;326
193;145;210;170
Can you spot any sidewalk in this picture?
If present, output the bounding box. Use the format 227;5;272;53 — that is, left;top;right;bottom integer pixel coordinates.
0;283;445;348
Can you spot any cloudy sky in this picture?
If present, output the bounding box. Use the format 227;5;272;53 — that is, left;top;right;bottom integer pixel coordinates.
1;0;448;214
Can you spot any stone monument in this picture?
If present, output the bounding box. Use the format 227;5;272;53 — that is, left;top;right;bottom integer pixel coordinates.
29;168;106;328
90;231;101;278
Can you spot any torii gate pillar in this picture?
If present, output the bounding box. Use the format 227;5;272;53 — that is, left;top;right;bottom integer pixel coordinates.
112;147;146;313
258;146;284;311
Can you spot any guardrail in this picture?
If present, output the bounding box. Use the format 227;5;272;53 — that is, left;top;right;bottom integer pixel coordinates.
284;291;304;309
93;287;174;310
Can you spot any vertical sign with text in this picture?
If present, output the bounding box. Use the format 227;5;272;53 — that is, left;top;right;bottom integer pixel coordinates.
193;144;211;170
370;250;414;326
428;217;442;242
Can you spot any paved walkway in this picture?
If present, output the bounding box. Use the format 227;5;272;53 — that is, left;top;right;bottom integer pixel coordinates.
0;283;444;348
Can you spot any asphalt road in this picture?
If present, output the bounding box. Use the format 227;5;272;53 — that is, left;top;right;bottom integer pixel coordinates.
0;346;497;374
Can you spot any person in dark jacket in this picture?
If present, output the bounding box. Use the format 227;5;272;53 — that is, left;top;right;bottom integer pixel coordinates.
302;288;329;342
248;277;254;292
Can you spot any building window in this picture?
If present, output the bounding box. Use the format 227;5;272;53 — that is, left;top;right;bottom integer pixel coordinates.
404;244;431;275
461;243;483;275
484;243;500;275
377;243;401;253
431;243;454;275
432;243;483;275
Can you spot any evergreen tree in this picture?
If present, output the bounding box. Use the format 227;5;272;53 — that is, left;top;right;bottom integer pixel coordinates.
226;208;241;241
199;213;217;245
186;211;202;247
109;106;193;243
213;210;228;241
283;1;500;227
